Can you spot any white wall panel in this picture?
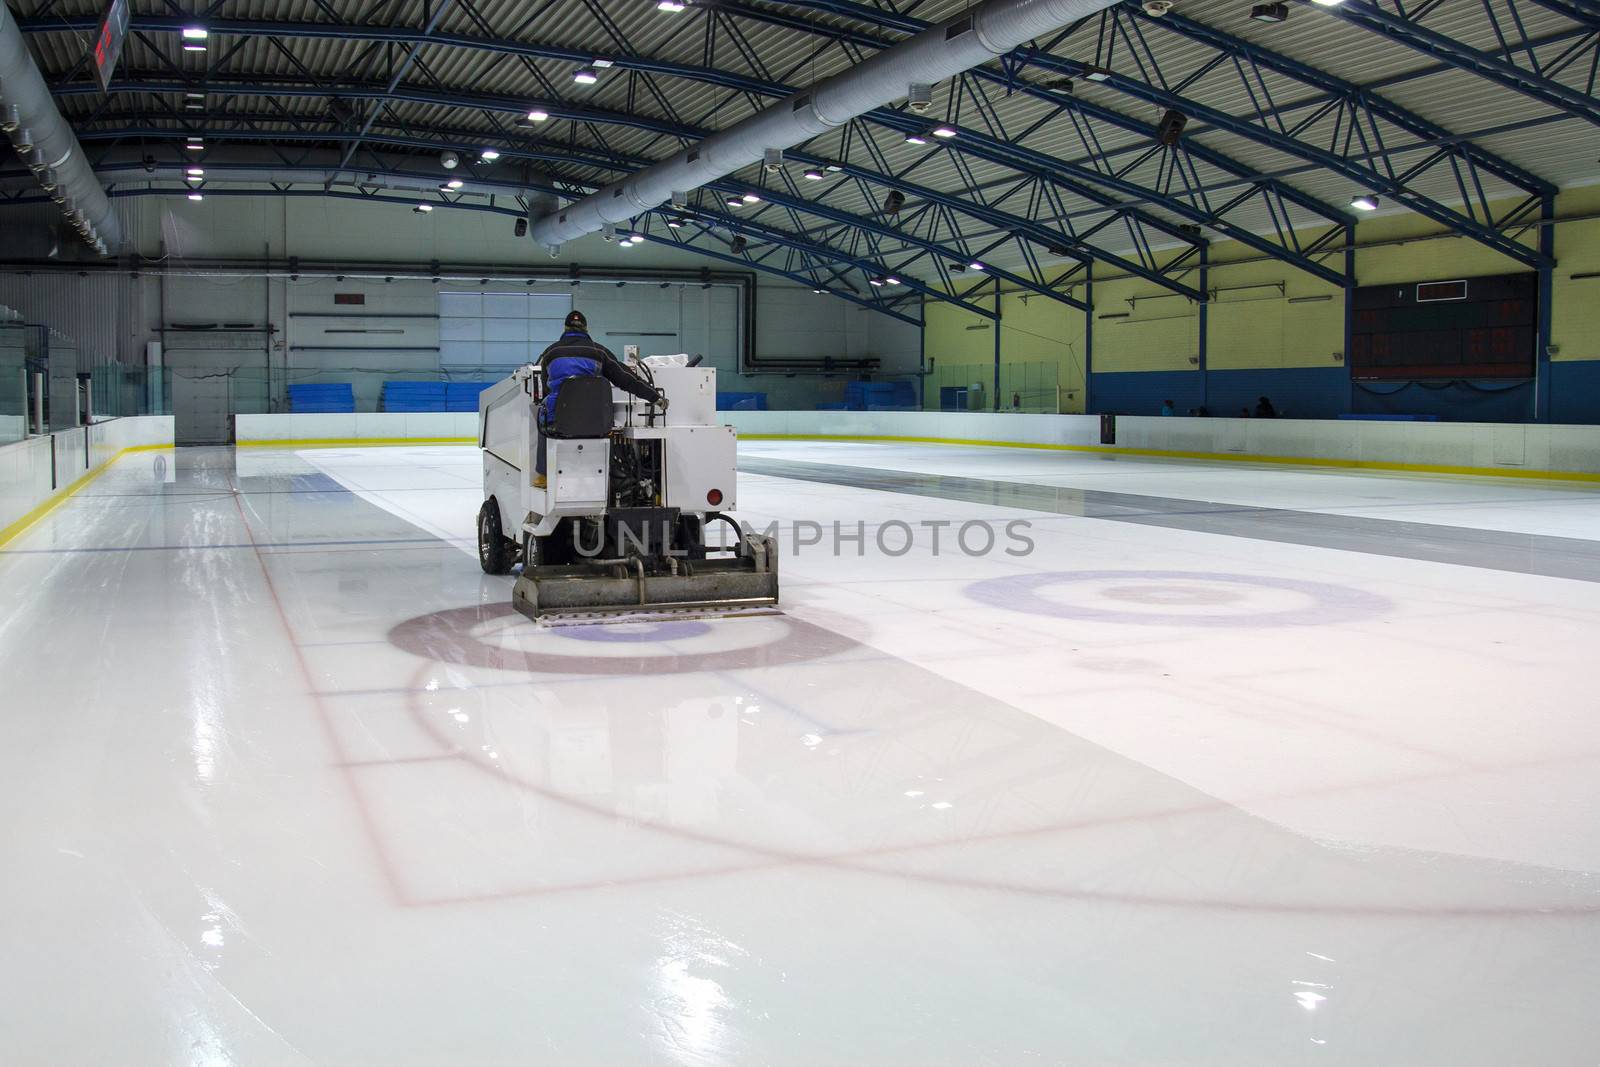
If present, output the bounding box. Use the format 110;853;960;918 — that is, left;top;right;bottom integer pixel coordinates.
0;417;173;539
729;412;1600;475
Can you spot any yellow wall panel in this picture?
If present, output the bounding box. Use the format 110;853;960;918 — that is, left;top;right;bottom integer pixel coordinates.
1092;276;1198;373
998;292;1087;411
1552;195;1600;364
923;188;1597;384
1203;258;1344;370
923;298;994;365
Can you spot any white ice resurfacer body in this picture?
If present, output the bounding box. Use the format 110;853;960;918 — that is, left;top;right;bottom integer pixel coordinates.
477;357;778;622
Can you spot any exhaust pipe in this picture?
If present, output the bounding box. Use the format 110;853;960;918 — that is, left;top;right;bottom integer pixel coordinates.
0;4;123;254
529;0;1121;249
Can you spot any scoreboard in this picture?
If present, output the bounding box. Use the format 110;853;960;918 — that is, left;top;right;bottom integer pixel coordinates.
92;0;131;94
1350;272;1536;381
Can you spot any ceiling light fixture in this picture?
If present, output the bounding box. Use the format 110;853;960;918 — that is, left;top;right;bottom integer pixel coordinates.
1250;2;1289;21
968;261;985;271
1083;65;1112;82
181;26;208;39
1350;193;1379;211
904;133;928;146
574;66;599;85
868;277;885;287
415;203;434;213
667;218;684;228
446;178;464;189
742;192;761;203
884;276;901;285
186;167;204;177
931;125;957;138
802;168;825;180
480;148;501;161
658;0;687;9
526;109;549;122
188;192;203;201
725;196;743;208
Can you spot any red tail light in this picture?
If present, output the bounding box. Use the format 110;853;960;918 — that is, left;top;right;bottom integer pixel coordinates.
706;489;723;506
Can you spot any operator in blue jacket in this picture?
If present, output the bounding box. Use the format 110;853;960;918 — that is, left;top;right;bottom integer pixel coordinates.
534;309;664;487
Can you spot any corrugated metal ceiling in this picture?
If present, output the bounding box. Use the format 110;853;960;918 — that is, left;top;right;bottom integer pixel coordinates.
8;0;1596;282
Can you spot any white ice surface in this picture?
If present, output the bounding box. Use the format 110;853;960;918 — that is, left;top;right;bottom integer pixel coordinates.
1;442;1596;1066
738;439;1600;540
299;442;1600;872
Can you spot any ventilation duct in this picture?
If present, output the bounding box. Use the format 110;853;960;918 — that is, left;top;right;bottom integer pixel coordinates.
529;0;1121;248
0;3;123;254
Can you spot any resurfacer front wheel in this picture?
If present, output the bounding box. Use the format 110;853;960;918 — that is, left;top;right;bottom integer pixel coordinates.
477;499;515;575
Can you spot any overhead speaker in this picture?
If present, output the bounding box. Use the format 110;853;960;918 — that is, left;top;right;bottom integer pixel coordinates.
1156;109;1187;147
514;217;528;237
883;190;905;215
730;236;747;254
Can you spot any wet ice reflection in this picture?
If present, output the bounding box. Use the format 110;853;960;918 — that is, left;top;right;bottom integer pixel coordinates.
2;445;1598;1066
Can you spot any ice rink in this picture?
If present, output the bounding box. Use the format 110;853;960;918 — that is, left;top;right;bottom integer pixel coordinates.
3;440;1598;1065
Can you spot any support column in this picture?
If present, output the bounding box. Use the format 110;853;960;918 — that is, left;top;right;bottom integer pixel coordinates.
1536;194;1555;422
1344;221;1357;415
992;277;1001;411
1198;245;1209;412
918;299;927;410
1084;266;1094;415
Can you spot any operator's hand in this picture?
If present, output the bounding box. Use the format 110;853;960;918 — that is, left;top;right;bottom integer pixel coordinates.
657;395;670;412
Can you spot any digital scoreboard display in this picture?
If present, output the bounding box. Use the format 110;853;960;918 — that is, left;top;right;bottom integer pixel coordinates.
92;0;131;94
1350;272;1536;381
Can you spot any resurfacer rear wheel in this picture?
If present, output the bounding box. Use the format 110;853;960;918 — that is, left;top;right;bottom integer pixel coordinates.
477;499;515;575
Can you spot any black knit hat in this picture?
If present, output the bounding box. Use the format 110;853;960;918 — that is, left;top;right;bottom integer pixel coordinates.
564;310;587;331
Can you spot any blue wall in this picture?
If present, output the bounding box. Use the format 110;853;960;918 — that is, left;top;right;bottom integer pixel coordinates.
1090;361;1600;424
1350;380;1532;422
1551;361;1600;424
1090;367;1346;418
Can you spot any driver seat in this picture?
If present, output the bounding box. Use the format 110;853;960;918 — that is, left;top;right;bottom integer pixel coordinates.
546;375;613;439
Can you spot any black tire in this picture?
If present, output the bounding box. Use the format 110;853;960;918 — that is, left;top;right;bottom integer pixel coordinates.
521;530;540;569
477;498;514;575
